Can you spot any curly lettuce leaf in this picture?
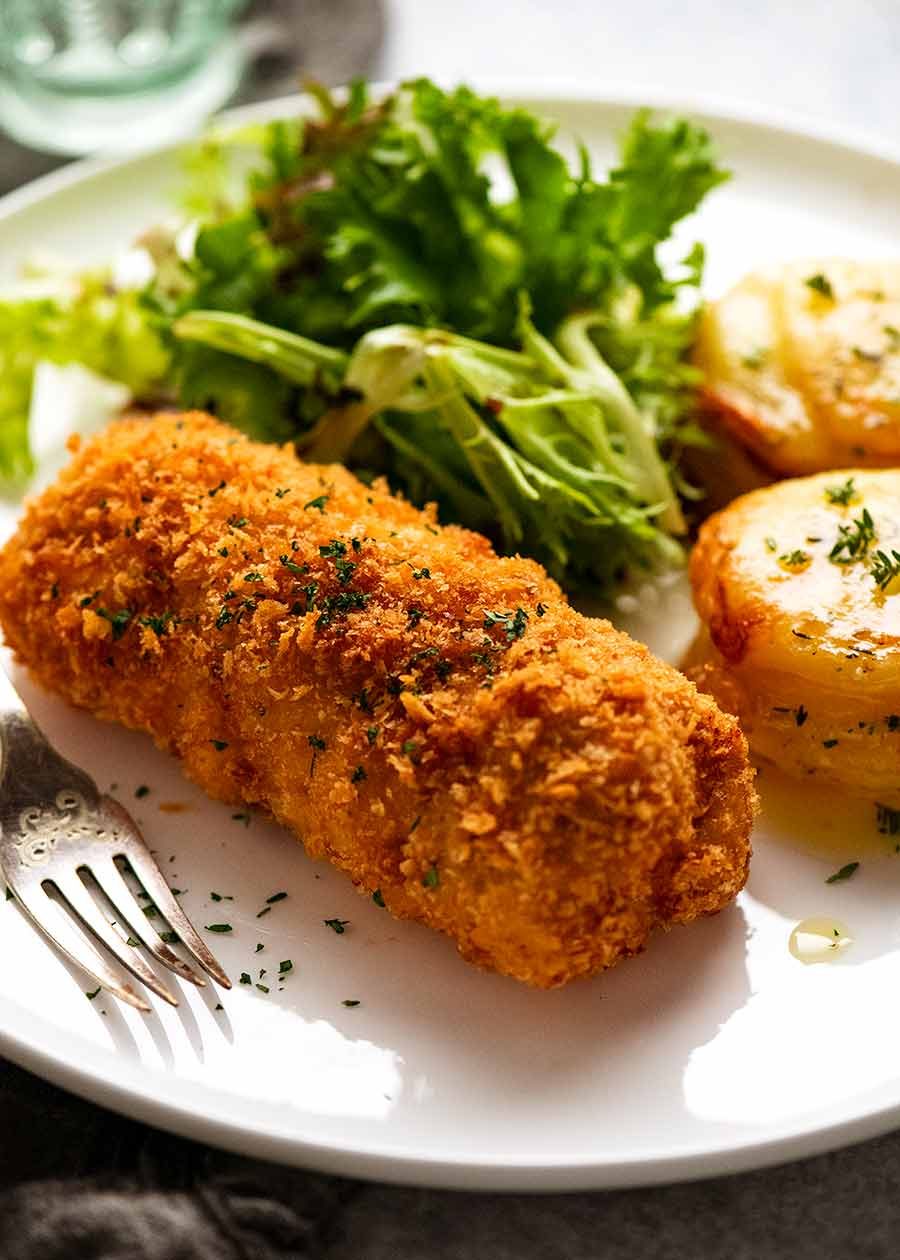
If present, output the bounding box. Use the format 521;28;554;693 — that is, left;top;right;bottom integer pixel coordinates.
0;275;169;480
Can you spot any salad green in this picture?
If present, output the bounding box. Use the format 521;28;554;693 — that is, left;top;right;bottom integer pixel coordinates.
0;78;729;592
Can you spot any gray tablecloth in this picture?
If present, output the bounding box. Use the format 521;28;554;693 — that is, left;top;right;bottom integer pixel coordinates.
2;3;900;1255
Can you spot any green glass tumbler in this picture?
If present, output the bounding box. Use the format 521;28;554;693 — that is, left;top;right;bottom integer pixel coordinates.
0;0;247;155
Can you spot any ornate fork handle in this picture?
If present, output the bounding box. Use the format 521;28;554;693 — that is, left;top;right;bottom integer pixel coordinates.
0;675;100;855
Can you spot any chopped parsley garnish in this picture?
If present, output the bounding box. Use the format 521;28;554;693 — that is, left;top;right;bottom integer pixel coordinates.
86;987;101;1000
243;571;263;583
411;566;431;580
232;812;251;825
279;554;307;576
324;918;349;934
138;611;175;636
876;802;900;835
315;588;369;629
319;539;347;559
278;959;293;974
215;606;233;629
352;688;372;712
871;548;900;590
536;602;548;617
208;479;226;496
218;546;229;557
779;550;810;569
210;891;233;902
160;930;180;945
852;345;881;363
351;765;367;784
210;739;229;751
301;581;318;613
740;347;768;370
240;973;251;984
887;715;900;731
823;738;839;749
308;734;326;751
274;487;289;499
422;864;440;889
372;888;385;907
483;607;529;641
805;272;834;299
795;704;809;727
825;477;857;506
135;785;150;799
205;923;233;933
825;861;859;884
266;891;288;904
407;607;425;628
366;726;379;744
256;906;271;918
96;607;132;640
256;984;269;994
829;508;875;564
228;515;248;528
255;943;264;952
304;494;329;513
342;999;360;1007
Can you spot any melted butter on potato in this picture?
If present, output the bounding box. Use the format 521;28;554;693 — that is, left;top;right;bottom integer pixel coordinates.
689;469;900;796
694;261;900;477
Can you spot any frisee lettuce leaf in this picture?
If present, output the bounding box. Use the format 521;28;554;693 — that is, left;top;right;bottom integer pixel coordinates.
1;78;728;592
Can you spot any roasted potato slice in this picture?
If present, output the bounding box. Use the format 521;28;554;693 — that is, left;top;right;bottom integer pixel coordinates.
694;261;900;479
689;469;900;797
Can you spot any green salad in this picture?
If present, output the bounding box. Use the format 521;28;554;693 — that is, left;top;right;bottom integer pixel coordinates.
0;78;729;592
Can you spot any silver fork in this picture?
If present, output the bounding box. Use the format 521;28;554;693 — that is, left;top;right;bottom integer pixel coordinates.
0;668;231;1011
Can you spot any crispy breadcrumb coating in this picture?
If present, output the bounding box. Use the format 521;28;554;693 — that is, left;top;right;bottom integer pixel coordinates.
0;413;753;987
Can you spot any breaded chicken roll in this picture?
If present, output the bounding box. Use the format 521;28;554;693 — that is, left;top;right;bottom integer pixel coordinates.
0;413;753;987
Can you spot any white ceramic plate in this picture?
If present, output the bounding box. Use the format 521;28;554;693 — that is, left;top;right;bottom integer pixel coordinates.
3;89;900;1192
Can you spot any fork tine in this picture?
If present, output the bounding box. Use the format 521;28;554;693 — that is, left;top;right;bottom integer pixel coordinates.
7;879;152;1012
88;856;206;988
116;841;232;990
49;872;179;1007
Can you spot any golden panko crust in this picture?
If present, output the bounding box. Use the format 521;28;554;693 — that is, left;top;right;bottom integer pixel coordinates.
0;412;754;987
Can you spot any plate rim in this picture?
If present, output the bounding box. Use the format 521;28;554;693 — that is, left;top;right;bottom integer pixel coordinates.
3;83;900;1191
5;987;900;1191
4;79;900;228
